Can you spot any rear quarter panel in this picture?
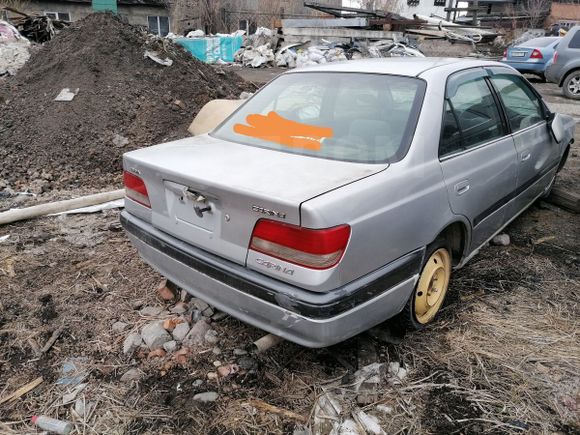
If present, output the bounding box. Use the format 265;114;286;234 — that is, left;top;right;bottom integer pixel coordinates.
301;78;463;286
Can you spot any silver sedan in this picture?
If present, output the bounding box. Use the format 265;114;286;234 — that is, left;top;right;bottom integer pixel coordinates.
121;58;575;347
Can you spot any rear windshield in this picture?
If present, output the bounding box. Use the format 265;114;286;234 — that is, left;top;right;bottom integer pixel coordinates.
520;37;559;47
212;72;426;163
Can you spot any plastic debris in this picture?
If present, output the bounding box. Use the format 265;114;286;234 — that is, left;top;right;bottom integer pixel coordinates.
31;415;73;435
56;358;89;386
54;88;79;102
144;50;173;66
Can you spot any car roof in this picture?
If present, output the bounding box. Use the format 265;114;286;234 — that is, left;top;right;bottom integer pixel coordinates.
285;57;503;78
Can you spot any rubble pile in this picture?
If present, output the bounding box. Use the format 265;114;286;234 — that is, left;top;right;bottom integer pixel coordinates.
119;281;256;392
0;13;248;191
0;20;30;76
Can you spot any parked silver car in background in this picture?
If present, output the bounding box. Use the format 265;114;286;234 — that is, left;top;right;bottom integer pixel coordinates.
121;58;575;347
546;25;580;99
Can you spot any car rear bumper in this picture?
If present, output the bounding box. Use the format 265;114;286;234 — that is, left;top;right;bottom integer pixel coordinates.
121;211;422;348
501;60;546;73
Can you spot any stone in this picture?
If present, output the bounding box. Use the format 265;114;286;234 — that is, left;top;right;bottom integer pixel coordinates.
240;91;253;99
157;279;177;301
237;356;257;371
123;332;143;356
213;360;222;367
148;348;167;359
491;233;510;246
183;320;211;347
207;372;218;380
173;347;190;365
193;391;218;402
204;329;219;344
163;317;184;331
141;322;172;350
202;307;214;317
163;340;178;353
193;379;204;388
212;347;221;355
139;306;164;317
170;301;188;314
172;322;190;342
212;311;228;321
233;348;247;356
217;363;240;378
120;368;144;383
190;310;202;323
112;321;128;333
191;298;209;312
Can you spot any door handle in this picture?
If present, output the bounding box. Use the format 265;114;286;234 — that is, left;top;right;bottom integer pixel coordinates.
521;151;531;162
454;180;470;196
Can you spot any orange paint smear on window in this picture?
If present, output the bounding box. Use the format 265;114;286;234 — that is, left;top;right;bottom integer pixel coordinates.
233;111;333;151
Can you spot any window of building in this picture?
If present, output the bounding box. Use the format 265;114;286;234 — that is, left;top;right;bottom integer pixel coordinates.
440;74;504;157
148;16;170;37
44;12;71;21
434;0;446;6
407;0;420;5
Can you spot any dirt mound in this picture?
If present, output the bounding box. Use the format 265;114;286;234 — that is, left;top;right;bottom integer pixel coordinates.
0;13;249;191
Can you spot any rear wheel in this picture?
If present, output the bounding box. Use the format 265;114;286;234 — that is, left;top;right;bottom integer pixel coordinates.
563;71;580;100
397;240;452;331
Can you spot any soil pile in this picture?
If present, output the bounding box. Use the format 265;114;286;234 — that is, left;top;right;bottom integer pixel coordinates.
0;13;249;191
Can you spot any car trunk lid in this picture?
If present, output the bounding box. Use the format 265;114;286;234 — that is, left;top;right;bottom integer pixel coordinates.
123;135;386;265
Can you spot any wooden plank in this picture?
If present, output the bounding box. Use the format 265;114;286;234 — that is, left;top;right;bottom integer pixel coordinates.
0;377;43;405
548;187;580;213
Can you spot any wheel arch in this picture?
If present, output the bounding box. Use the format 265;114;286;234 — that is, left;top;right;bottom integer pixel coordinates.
433;220;470;267
559;67;580;87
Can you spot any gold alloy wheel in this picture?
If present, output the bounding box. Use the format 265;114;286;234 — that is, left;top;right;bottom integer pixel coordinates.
414;248;451;324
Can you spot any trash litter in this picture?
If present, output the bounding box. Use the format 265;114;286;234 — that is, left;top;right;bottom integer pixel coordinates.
144;50;173;67
56;358;89;386
31;415;73;435
54;88;79;102
186;29;205;38
61;383;87;405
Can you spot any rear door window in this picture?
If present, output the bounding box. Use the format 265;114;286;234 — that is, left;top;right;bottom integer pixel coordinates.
440;71;504;157
569;30;580;49
490;74;545;131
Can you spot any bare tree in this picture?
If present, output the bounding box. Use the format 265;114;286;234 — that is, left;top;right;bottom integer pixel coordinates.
520;0;550;28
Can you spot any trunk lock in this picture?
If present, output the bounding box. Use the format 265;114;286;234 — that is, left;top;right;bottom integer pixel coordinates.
182;188;212;218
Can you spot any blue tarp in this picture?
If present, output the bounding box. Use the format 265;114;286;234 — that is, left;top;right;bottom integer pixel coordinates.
175;36;243;63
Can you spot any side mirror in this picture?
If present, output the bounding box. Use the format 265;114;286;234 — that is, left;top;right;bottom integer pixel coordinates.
549;113;565;144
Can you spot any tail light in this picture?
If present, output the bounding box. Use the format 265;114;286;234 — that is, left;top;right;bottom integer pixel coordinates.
531;49;543;59
250;219;351;270
503;48;507;58
123;170;151;208
553;51;558;64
